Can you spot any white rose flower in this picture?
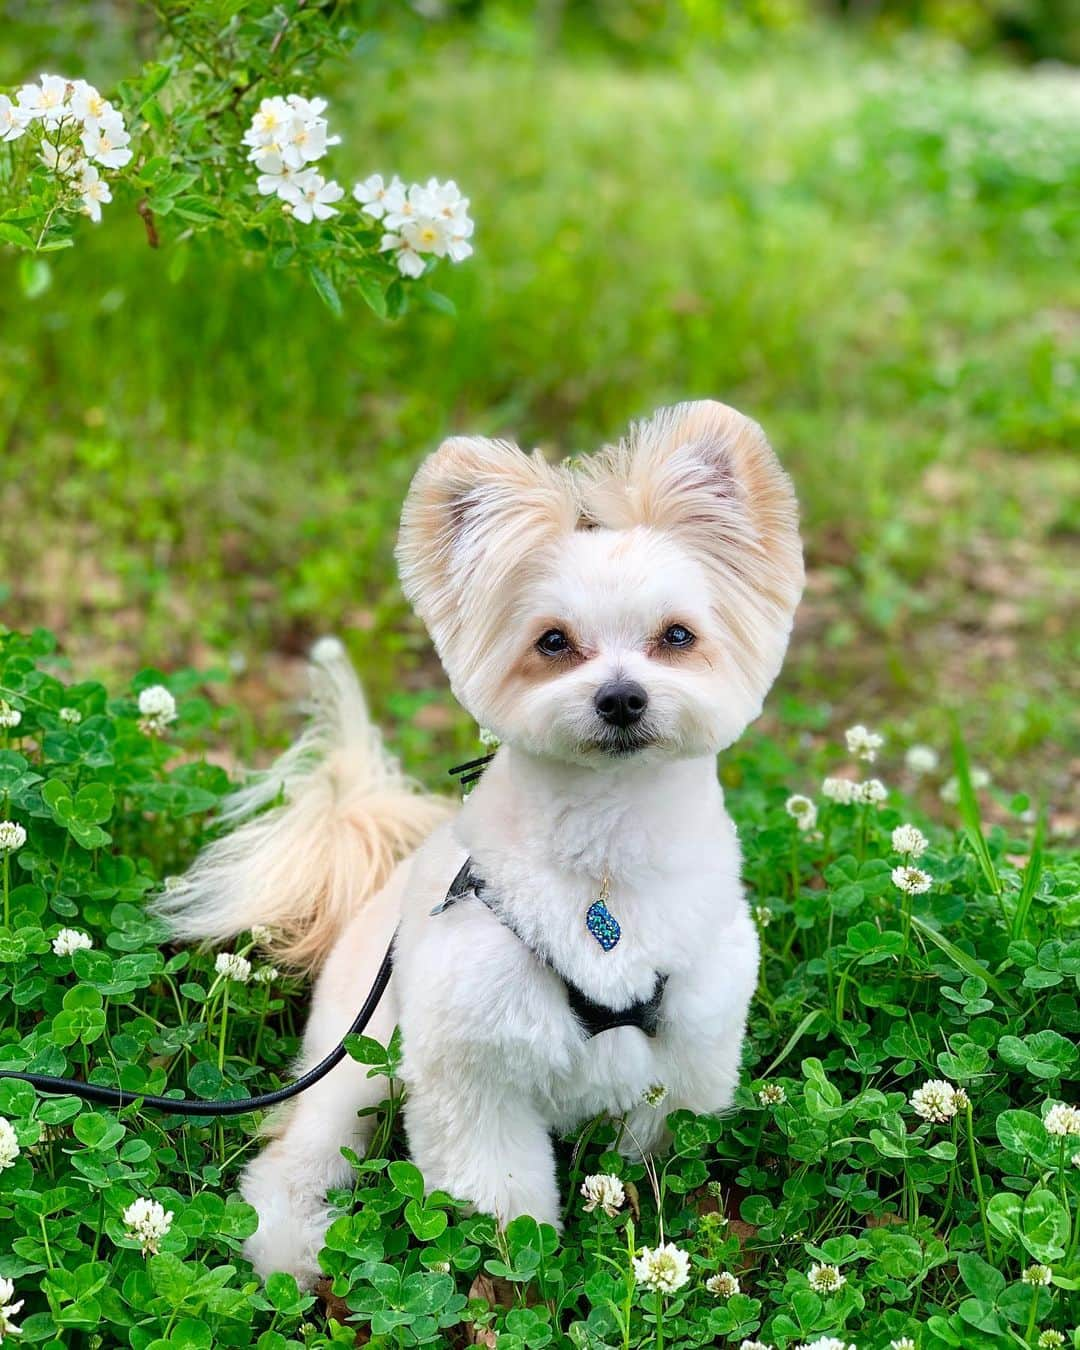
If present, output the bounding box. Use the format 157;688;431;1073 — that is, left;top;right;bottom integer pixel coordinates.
277;170;344;224
0;94;28;142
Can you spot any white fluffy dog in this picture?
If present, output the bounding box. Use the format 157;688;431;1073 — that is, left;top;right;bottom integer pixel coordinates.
157;399;803;1284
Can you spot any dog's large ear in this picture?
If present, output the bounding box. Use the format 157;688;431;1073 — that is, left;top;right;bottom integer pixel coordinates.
581;400;804;699
397;435;578;673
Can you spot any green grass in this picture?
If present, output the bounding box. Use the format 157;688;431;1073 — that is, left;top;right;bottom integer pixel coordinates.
0;31;1076;812
0;628;1078;1349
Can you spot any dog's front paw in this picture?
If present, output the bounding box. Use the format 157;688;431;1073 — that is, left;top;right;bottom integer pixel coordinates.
240;1143;334;1286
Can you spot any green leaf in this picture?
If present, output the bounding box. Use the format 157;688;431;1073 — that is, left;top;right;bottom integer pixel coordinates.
307;264;343;318
909;914;1016;1007
0;221;35;250
987;1188;1069;1262
957;1251;1005;1302
388;1159;425;1202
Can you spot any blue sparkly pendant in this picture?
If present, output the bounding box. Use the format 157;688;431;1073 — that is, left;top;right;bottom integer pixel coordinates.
585;874;621;952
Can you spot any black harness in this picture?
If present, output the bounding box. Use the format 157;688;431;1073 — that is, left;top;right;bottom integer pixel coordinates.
435;858;668;1040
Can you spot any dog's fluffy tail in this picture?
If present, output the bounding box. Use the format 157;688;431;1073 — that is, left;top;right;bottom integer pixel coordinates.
155;637;454;972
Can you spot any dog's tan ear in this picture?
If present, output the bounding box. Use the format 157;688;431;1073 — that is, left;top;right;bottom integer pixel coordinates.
582;400;804;699
397;435;578;669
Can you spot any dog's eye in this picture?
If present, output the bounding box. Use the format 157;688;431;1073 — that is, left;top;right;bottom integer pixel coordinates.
536;629;572;657
661;624;695;648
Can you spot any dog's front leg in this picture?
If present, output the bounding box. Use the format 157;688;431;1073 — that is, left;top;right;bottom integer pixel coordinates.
404;1070;561;1230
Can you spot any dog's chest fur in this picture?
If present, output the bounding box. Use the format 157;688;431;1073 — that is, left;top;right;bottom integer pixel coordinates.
396;747;751;1125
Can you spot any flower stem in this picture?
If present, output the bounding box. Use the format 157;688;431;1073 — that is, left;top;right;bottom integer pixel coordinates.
964;1101;993;1261
218;986;229;1071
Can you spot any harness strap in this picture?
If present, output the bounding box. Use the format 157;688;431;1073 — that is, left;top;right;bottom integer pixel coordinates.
435;859;667;1040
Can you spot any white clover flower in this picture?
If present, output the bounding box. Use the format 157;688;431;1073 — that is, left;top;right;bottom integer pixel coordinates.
1038;1333;1065;1349
785;795;818;831
890;1340;916;1350
706;1270;740;1297
1023;1264;1052;1286
806;1263;846;1294
891;824;928;859
431;1259;451;1275
940;766;990;803
0;1275;23;1342
632;1242;691;1294
1044;1103;1080;1137
81;109;132;169
477;726;500;748
953;1086;970;1111
910;1079;960;1123
822;776;857;804
642;1082;668;1107
0;1117;20;1170
252;965;280;984
17;74;72;129
251;924;274;946
215;952;252;984
77;161;112;222
758;1082;787;1107
52;928;93;956
892;865;932;895
905;745;938;775
0;821;27;853
854;778;887;805
798;1340;856;1350
277;169;344;224
0;94;28;142
353;172;405;220
58;706;82;724
739;1343;773;1350
846;724;884;762
123;1196;174;1255
580;1173;625;1217
753;905;772;927
0;701;22;729
137;684;177;734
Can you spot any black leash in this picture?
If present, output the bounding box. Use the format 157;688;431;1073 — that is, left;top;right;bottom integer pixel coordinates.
0;746;489;1118
0;942;395;1117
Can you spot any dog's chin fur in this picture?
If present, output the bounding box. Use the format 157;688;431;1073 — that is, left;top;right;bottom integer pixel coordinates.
158;400;803;1286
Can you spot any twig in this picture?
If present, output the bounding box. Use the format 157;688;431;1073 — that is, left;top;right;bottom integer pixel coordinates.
137;198;160;248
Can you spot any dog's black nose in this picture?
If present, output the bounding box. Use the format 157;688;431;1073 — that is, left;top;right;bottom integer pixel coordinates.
594;680;648;729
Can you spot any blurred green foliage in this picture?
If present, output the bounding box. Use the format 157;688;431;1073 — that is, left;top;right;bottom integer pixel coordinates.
0;5;1076;805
